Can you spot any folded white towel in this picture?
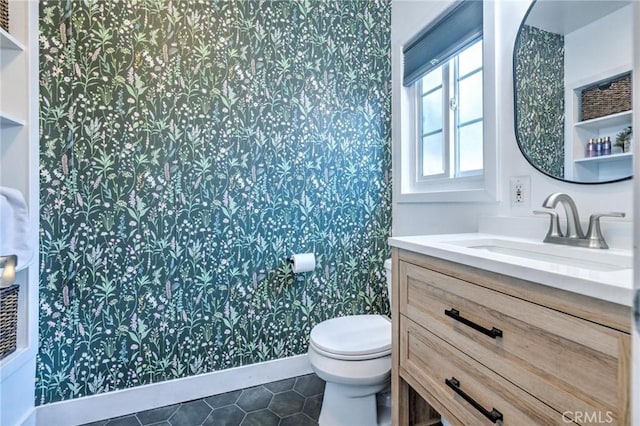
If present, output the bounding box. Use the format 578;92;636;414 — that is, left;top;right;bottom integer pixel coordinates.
0;186;33;269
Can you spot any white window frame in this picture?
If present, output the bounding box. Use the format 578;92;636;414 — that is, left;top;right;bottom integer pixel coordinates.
394;1;499;203
415;65;450;181
415;46;484;183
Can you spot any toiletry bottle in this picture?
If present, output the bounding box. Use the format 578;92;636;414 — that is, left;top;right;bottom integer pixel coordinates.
586;139;596;157
594;138;603;156
603;136;611;156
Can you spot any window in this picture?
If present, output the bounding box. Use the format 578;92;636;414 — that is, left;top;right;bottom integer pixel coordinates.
394;0;498;203
418;40;483;181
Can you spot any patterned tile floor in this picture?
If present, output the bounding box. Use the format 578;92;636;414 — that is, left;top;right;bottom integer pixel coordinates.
82;374;325;426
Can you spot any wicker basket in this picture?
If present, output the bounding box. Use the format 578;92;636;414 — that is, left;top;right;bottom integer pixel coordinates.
0;284;19;360
581;73;632;121
0;0;8;33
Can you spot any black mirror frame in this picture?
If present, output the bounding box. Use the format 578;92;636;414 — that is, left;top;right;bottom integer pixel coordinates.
512;0;633;185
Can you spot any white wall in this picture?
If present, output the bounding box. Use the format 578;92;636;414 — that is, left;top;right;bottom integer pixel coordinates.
392;0;634;237
564;5;632;86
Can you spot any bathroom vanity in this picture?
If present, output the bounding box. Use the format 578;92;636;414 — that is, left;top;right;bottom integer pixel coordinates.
389;235;632;425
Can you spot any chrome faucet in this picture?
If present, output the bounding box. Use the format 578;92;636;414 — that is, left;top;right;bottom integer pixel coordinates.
540;193;584;238
534;193;624;249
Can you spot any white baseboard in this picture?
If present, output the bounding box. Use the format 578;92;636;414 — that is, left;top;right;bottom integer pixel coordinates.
36;354;312;426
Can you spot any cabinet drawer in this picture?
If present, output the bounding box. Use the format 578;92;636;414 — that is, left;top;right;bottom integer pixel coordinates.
399;260;630;425
400;317;566;425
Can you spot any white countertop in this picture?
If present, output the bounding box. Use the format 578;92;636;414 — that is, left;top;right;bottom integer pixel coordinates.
388;233;633;307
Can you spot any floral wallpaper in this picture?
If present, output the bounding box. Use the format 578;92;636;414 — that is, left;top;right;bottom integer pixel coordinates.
514;24;565;178
38;0;391;405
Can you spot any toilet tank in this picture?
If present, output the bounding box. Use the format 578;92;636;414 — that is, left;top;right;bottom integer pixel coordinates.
384;258;392;307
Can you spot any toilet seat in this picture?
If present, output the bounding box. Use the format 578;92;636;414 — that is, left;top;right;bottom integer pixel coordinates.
310;315;391;361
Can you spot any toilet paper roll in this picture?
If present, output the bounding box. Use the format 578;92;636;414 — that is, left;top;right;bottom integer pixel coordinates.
290;253;316;273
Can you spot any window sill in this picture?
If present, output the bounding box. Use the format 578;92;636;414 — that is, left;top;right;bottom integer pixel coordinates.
396;170;499;204
395;182;499;204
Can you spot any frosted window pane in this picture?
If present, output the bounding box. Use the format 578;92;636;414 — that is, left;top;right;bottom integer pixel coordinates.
458;71;483;124
458;40;482;76
458;121;483;173
422;133;444;176
422;89;443;135
421;67;442;93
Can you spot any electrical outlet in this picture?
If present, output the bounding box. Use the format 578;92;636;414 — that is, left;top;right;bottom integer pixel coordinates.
510;176;530;208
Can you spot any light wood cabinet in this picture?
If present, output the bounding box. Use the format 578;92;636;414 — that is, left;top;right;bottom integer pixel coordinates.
391;248;632;426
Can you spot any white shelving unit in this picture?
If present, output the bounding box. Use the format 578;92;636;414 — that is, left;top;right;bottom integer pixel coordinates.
574;151;633;165
571;108;633;182
0;28;27;129
0;27;25;50
574;110;632;131
0;111;26;127
0;2;39;426
573;152;633;182
568;79;633;182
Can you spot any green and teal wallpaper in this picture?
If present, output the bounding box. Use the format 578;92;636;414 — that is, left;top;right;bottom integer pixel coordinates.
514;24;565;178
38;0;391;404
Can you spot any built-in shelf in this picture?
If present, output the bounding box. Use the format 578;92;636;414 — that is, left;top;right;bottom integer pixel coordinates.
573;152;632;183
0;3;39;425
0;346;37;382
574;110;632;131
0;28;25;51
15;252;34;272
574;152;632;165
0;112;26;128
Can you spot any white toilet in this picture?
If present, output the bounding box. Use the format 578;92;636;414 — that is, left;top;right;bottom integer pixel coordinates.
308;259;393;426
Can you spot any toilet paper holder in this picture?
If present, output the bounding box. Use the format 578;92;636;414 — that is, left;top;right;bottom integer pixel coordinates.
287;253;316;274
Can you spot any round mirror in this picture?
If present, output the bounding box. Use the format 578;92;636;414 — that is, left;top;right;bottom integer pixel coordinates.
513;0;633;184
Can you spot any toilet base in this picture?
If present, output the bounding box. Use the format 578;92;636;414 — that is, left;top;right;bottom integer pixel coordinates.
376;401;391;426
318;380;390;426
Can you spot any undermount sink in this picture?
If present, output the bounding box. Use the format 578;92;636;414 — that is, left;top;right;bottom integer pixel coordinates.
388;230;633;306
446;237;632;272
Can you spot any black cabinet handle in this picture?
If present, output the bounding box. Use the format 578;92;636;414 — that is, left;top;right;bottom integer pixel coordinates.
444;308;503;339
445;377;503;423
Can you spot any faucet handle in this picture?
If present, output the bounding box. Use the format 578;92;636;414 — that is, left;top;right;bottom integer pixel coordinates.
589;212;625;220
585;212;626;249
533;210;563;240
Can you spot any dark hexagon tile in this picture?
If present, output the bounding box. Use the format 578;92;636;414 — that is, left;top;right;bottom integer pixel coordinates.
267;391;304;417
167;400;212;425
94;374;327;426
203;405;246;426
293;375;325;397
302;394;323;421
236;386;273;412
279;413;318;426
262;378;295;394
204;390;242;409
239;409;279;426
135;404;180;425
104;415;141;426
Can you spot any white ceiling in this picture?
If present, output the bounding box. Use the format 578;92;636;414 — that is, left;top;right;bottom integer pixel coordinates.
525;0;631;35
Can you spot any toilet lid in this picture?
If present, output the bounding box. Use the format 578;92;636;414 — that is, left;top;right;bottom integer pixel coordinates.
310;315;391;358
